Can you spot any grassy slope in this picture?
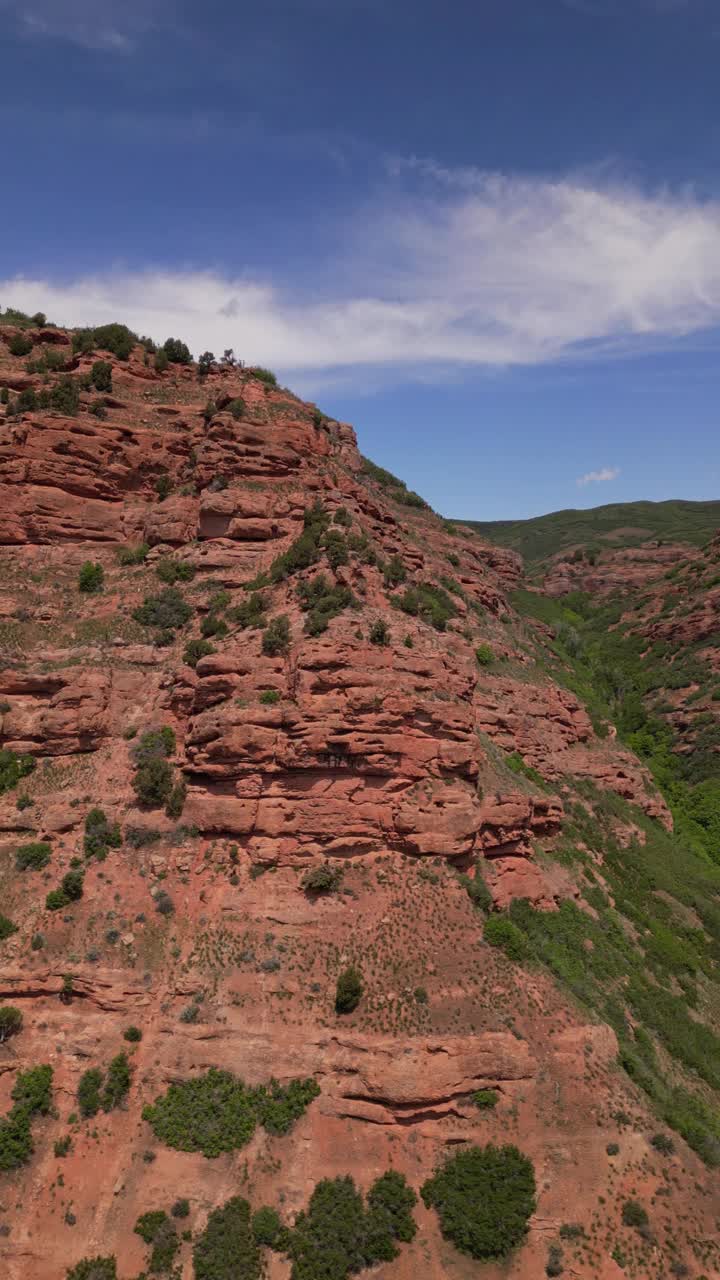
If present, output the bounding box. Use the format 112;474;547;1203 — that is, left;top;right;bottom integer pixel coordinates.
493;586;720;1168
463;499;720;564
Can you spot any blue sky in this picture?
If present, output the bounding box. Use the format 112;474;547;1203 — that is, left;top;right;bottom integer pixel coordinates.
2;0;720;519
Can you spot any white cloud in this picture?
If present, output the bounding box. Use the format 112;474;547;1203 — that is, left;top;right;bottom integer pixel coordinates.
577;466;620;486
0;0;161;50
3;171;720;385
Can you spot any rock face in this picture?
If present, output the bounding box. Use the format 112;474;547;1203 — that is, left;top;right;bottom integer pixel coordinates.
0;330;716;1280
543;542;693;598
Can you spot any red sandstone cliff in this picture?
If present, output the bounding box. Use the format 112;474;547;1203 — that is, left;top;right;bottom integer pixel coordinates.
0;329;716;1280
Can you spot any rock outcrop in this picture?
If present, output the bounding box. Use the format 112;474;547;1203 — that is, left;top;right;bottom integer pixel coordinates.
0;328;716;1280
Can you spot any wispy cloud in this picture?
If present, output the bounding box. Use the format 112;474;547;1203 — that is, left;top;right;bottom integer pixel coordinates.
3;168;720;386
0;0;163;51
577;466;620;486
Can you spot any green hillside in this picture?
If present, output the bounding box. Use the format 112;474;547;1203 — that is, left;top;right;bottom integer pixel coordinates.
464;499;720;565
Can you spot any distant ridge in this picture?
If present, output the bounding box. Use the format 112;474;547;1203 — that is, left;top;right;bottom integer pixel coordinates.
462;498;720;564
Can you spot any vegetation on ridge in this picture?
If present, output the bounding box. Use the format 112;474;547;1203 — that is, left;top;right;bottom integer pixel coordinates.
466;498;720;563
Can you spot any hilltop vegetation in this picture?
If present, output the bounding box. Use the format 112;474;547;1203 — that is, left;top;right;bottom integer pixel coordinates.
465;499;720;564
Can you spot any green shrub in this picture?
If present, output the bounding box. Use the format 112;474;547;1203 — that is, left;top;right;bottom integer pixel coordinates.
135;1208;179;1272
13;1063;53;1113
64;869;85;900
184;637;215;668
546;1243;564;1277
198;351;215;378
49;376;80;415
133;588;192;631
289;1178;373;1280
262;615;291;656
297;575;354;636
162;337;192;365
369;619;390;646
78;1068;103;1118
46;869;85;911
262;503;330;583
91;323;137;360
397;488;427;509
78;561;104;593
289;1172;416;1280
259;689;280;705
45;889;69;912
118;542;149;566
458;872;493;913
559;1223;585;1241
154;349;169;372
621;1199;648;1229
66;1257;117;1280
0;306;37;327
55;1134;72;1157
142;1068;318;1158
227;397;245;420
0;1064;52;1171
156;557;195;585
133;756;174;808
366;1170;417;1246
10;386;37;415
90;361;112;392
78;1054;130;1118
360;456;408;492
124;1025;142;1043
484;915;530;962
335;965;363;1014
84;808;121;860
71;328;95;356
16;841;51;871
26;345;66;374
155;473;172;501
251;1205;284;1247
606;1142;619;1155
395;582;458;631
0;912;17;940
171;1197;190;1218
103;1052;131;1110
0;748;35;795
249;366;277;386
135;1210;168;1243
301;864;343;895
650;1132;675;1155
475;644;494;667
254;1077;321;1136
323;528;349;570
9;332;34;357
194;1197;262;1280
472;1088;498;1110
333;506;352;527
383;555;406;588
208;589;231;612
90;398;107;419
421;1144;536;1261
0;1006;23;1041
200;613;228;639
